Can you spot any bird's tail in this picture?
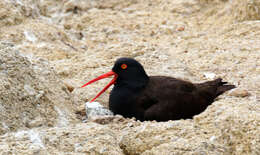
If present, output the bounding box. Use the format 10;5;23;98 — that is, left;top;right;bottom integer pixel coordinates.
198;78;236;97
216;84;236;96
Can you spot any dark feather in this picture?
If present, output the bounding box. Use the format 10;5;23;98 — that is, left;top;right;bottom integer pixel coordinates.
106;58;236;121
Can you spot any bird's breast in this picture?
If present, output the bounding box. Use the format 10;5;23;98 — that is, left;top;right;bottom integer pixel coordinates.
109;86;144;118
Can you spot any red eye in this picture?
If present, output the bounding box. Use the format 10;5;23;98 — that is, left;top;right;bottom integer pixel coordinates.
121;64;127;69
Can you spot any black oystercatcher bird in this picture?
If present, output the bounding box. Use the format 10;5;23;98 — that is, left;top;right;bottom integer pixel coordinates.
81;57;235;121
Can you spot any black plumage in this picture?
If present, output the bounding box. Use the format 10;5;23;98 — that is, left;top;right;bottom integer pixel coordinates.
82;57;235;121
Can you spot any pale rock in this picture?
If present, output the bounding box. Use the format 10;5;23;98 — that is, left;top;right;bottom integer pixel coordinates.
230;88;250;97
24;31;38;42
85;102;113;119
0;42;78;135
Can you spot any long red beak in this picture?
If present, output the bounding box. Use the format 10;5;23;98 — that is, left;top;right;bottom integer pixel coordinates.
81;71;118;102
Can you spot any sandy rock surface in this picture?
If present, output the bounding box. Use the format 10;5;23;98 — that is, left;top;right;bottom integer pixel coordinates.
0;42;78;135
0;0;259;154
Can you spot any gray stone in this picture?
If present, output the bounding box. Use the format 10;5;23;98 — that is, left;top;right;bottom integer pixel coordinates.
85;102;113;119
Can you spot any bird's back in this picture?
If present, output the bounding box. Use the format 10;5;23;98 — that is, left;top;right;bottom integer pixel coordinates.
134;76;235;121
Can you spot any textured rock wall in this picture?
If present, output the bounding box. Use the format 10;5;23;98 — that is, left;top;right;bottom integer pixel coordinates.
0;0;259;154
0;42;78;135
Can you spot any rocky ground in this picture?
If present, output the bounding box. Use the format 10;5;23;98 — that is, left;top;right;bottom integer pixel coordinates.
0;0;259;154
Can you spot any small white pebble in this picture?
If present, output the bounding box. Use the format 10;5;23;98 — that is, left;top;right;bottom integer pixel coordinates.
203;72;216;80
210;136;216;142
85;102;103;109
24;31;37;42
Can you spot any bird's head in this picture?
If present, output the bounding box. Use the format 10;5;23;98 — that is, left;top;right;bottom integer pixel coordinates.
81;57;148;102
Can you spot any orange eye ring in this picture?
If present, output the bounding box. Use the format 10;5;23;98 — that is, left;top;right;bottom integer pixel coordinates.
121;64;127;69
